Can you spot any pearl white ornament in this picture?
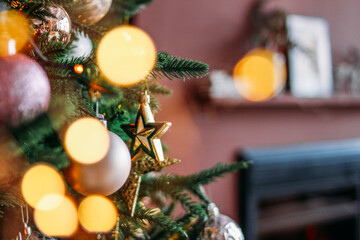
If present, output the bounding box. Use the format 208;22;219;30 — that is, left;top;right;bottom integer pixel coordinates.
68;31;93;58
65;131;131;196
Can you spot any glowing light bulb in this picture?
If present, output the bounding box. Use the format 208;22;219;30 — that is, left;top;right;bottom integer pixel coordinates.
74;64;84;74
21;164;65;208
233;48;286;102
34;195;78;237
0;10;30;56
97;26;156;86
78;195;117;232
64;117;110;164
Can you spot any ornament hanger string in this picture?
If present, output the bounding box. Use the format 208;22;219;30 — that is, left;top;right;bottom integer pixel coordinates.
19;204;32;239
28;37;73;70
92;90;108;128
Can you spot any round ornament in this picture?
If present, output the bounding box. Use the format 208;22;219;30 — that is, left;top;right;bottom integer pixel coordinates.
0;10;30;56
68;31;93;58
199;203;245;240
30;5;71;45
65;131;131;196
66;0;112;25
0;54;50;126
233;48;286;102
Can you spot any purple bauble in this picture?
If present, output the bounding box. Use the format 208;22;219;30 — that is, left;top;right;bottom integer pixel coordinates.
0;54;50;126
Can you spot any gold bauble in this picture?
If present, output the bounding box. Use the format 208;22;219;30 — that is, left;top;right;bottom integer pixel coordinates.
30;5;71;45
66;0;112;25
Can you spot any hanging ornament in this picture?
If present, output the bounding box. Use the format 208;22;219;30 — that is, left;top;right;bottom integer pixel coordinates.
30;5;71;45
121;91;171;162
65;98;131;196
0;54;50;126
121;91;178;216
68;30;93;58
0;10;30;56
66;0;112;25
199;203;245;240
65;130;132;196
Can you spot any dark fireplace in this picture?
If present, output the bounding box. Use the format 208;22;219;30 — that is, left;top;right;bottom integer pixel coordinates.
238;139;360;240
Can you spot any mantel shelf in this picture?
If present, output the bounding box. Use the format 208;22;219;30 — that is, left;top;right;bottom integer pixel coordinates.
209;94;360;109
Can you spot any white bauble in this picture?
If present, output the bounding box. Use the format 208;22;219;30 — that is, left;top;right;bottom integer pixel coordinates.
65;131;131;196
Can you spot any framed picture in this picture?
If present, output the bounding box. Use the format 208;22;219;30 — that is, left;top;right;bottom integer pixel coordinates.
287;15;333;98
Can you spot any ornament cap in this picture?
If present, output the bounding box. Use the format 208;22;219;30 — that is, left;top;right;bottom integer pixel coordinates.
140;91;150;104
207;203;220;217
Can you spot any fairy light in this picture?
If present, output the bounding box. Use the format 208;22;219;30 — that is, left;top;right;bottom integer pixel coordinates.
74;64;84;74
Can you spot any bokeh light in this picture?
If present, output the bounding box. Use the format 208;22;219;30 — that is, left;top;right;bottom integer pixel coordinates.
74;64;84;74
0;10;30;56
64;117;110;164
34;194;78;237
97;25;156;86
233;48;286;102
21;164;65;208
78;195;117;232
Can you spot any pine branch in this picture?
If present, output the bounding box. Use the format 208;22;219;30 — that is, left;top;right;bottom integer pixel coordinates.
143;162;250;190
152;52;209;80
148;83;172;95
111;0;153;19
72;20;107;39
37;33;68;60
134;205;188;240
9;114;56;155
0;193;23;218
172;191;207;222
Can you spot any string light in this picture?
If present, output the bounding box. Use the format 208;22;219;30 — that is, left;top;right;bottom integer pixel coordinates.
74;64;84;74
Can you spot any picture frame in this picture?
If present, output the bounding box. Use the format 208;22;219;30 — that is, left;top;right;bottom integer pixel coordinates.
287;15;333;98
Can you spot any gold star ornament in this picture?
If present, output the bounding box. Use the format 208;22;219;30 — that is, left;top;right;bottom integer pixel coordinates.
121;91;177;215
121;91;171;162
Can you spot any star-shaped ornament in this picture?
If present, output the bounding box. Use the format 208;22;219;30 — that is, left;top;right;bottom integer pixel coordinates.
121;91;171;162
121;152;179;216
121;91;177;215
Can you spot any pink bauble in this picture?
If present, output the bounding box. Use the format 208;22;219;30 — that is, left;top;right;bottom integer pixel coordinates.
0;54;50;126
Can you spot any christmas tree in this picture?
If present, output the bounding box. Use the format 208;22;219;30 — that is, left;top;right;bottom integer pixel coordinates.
0;0;248;239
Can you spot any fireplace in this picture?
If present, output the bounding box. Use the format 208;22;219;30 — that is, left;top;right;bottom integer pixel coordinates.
238;139;360;240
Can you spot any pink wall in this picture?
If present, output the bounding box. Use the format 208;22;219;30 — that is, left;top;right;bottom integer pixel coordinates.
136;0;360;221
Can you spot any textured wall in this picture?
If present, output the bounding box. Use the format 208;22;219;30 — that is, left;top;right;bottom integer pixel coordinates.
136;0;360;221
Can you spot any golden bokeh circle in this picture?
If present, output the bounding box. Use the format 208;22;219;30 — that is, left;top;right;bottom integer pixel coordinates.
78;195;117;232
0;10;30;56
64;117;110;164
34;195;78;237
233;48;286;102
21;164;65;208
97;25;156;86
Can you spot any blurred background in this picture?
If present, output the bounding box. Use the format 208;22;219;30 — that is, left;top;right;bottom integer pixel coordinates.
136;0;360;239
